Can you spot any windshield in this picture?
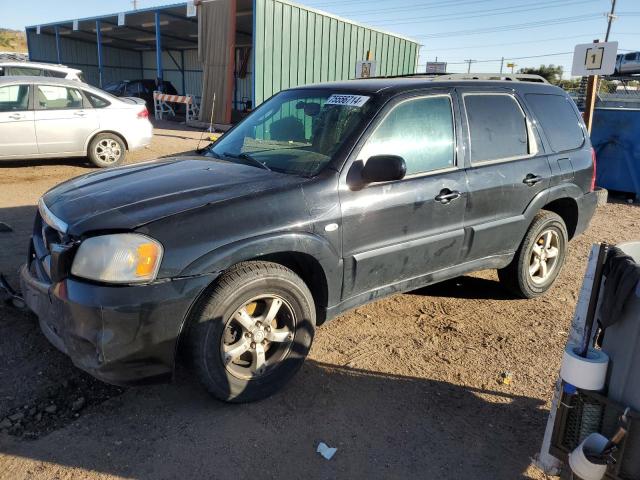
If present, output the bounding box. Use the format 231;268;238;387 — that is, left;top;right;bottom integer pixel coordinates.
205;89;374;176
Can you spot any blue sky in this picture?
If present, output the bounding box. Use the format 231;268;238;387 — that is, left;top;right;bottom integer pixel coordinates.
2;0;638;77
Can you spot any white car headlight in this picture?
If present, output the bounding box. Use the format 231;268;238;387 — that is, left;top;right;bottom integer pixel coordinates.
71;233;163;284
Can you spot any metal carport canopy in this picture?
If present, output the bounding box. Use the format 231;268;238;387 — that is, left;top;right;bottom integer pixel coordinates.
25;2;198;86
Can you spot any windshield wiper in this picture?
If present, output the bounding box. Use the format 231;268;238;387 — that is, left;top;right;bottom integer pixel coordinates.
223;152;272;171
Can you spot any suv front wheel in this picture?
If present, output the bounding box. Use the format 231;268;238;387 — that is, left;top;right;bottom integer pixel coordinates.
186;261;316;403
498;210;568;299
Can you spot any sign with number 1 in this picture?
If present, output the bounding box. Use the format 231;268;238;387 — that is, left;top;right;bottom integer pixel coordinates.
571;41;618;76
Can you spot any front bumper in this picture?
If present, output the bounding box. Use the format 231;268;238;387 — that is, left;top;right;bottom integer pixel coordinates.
574;191;598;237
20;262;216;386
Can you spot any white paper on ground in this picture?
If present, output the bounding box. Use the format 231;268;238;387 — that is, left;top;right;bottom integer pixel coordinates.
317;442;337;460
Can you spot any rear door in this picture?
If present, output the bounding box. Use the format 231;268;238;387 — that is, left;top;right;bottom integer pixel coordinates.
0;83;38;157
339;90;468;298
459;88;552;261
33;84;99;154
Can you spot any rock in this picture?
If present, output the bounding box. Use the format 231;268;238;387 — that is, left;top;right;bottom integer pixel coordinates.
0;419;12;429
71;397;85;412
8;412;24;422
44;405;57;414
35;413;42;422
29;408;36;416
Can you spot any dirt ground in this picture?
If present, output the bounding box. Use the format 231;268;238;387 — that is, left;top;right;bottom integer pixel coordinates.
0;120;638;479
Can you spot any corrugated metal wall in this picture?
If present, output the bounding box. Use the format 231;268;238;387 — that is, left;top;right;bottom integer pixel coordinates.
27;30;203;94
27;31;141;86
253;0;419;105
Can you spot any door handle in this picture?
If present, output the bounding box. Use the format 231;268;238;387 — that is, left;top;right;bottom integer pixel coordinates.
73;111;87;117
523;174;543;186
435;189;462;204
8;113;23;120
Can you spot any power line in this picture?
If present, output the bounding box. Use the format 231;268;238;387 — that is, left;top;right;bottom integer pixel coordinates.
414;14;603;39
418;51;575;66
426;33;607;51
371;0;599;27
305;0;493;10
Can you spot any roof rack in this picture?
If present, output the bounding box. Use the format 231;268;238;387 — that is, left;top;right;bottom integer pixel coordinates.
370;72;549;84
436;73;549;83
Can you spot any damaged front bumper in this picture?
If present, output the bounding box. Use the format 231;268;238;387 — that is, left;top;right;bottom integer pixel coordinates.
20;260;216;386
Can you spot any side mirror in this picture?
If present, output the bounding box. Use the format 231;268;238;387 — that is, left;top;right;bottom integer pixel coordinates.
361;155;407;184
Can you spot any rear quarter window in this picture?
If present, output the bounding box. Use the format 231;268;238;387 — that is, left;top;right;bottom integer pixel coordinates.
85;92;111;108
525;93;584;153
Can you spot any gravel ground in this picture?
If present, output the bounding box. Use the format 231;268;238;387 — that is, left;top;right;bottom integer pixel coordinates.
0;120;638;479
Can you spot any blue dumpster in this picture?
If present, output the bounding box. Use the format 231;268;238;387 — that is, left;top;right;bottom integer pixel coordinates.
591;107;640;199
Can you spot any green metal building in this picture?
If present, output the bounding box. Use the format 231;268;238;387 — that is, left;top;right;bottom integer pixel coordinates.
25;0;419;123
252;0;420;105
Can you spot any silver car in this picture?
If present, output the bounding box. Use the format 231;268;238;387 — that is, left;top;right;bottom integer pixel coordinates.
0;77;153;167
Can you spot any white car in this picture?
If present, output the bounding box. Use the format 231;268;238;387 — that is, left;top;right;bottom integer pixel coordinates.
0;61;86;82
0;76;153;167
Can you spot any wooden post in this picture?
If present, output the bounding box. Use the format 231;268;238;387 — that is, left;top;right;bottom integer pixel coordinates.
583;74;599;134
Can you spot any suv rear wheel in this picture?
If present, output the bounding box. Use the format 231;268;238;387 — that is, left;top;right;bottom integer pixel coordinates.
88;133;126;168
498;210;568;299
186;261;316;403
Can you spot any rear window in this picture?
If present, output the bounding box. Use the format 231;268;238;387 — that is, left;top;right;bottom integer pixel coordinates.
464;93;529;163
44;69;68;78
525;93;584;153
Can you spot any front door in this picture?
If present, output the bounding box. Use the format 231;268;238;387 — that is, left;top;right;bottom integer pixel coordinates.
339;91;468;299
458;89;553;261
0;83;37;157
33;84;99;155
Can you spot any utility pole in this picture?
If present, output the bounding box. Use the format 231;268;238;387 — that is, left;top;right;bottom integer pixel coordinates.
499;56;504;74
605;0;617;41
132;0;139;10
464;59;476;73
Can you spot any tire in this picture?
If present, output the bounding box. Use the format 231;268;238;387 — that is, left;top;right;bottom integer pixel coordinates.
186;261;316;403
498;210;568;299
88;133;126;168
595;187;608;207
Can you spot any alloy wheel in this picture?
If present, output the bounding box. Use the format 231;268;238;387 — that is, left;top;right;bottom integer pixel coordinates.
529;229;560;285
94;138;122;164
220;295;296;380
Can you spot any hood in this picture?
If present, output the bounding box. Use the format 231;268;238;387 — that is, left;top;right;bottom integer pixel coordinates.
43;157;303;235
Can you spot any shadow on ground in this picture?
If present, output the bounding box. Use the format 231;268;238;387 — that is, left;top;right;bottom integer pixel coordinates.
411;275;513;301
0;361;546;480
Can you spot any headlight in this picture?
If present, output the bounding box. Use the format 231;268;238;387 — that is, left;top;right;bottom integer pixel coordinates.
71;233;163;284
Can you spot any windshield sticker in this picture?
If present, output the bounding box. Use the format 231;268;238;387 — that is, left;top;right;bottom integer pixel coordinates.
325;94;370;107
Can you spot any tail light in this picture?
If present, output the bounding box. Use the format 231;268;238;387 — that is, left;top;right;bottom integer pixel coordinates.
137;108;149;119
590;147;597;192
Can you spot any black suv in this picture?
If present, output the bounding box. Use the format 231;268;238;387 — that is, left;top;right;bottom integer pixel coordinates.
20;78;598;402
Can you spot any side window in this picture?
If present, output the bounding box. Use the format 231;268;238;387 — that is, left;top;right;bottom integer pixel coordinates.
44;69;68;78
525;93;584;152
464;93;529;163
359;96;456;176
85;92;110;108
124;82;138;95
0;85;30;112
36;85;84;110
7;67;43;76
